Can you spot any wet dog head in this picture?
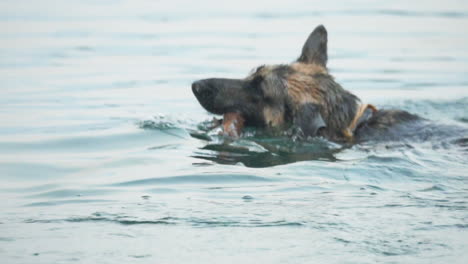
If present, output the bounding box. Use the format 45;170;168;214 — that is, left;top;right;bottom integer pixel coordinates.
192;65;292;127
192;25;346;138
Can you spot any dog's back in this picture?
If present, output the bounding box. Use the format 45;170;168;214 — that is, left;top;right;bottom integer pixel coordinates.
353;109;421;142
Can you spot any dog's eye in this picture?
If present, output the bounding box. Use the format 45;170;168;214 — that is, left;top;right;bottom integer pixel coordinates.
248;76;264;94
250;76;263;87
245;77;265;104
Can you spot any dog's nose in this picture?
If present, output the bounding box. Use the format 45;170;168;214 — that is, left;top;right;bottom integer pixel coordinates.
192;80;204;95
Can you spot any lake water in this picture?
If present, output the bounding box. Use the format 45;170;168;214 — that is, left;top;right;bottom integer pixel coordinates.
1;0;468;263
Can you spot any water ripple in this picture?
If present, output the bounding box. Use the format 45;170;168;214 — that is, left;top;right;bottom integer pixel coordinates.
110;174;277;186
24;213;304;228
25;199;114;207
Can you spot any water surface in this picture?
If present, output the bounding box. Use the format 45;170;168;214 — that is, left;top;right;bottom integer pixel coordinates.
1;0;468;263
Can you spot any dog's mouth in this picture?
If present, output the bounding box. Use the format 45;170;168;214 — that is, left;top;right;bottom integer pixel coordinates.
192;78;253;138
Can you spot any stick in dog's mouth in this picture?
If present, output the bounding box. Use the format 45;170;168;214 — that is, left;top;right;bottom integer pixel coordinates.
222;112;245;138
208;112;245;138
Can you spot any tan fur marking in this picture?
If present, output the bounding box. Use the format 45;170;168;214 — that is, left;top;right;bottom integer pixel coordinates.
263;106;284;127
291;62;328;76
286;73;322;106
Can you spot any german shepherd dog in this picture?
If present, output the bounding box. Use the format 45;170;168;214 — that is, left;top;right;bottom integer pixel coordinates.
192;25;422;143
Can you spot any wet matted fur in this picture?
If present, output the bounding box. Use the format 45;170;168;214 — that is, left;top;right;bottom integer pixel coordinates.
192;25;420;143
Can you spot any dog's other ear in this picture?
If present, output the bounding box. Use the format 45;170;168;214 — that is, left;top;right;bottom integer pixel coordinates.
297;25;328;66
294;103;326;138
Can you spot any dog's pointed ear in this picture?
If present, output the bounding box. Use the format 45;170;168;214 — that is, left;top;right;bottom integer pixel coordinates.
294;103;326;138
297;25;328;66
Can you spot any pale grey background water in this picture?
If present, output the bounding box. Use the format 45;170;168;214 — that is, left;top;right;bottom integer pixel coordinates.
1;0;468;263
